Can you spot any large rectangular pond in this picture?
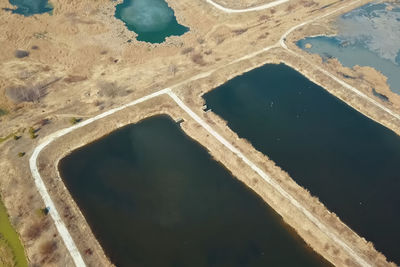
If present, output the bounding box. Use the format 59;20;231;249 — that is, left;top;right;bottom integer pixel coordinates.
204;64;400;264
59;115;329;267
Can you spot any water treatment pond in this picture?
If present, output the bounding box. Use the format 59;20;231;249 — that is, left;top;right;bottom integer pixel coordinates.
204;63;400;264
115;0;189;43
59;115;329;267
297;2;400;94
4;0;53;16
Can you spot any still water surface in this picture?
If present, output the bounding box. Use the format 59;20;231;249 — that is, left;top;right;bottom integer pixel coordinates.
297;2;400;94
204;63;400;264
115;0;189;43
59;115;329;267
5;0;53;16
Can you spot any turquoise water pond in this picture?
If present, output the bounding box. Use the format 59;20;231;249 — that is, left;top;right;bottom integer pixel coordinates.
5;0;53;16
297;2;400;94
115;0;189;43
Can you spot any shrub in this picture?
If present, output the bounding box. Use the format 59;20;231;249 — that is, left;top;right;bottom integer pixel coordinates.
70;117;81;125
14;50;29;58
29;127;37;139
191;53;206;66
18;152;25;157
39;240;57;256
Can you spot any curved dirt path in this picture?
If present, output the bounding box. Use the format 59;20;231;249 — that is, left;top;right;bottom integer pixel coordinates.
205;0;289;13
29;0;399;266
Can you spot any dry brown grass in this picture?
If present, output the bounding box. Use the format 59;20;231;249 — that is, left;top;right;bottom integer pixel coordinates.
24;219;50;240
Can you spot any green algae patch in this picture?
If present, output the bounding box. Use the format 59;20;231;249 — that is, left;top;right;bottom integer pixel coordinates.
0;200;28;267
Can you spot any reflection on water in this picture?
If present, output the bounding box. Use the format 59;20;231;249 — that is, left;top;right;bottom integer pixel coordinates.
59;116;330;267
5;0;53;16
115;0;189;43
205;63;400;264
297;2;400;94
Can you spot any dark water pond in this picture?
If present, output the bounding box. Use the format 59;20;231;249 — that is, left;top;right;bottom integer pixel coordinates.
59;115;329;267
4;0;53;16
114;0;189;43
204;63;400;264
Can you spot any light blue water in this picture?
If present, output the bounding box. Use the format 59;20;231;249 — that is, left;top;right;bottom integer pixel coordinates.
115;0;189;43
4;0;53;16
297;2;400;95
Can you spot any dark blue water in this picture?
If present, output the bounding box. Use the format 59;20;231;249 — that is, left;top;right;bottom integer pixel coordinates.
59;116;330;267
4;0;53;16
204;64;400;264
114;0;189;43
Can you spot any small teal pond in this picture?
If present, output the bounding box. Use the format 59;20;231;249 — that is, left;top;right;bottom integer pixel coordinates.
4;0;53;16
115;0;189;43
297;2;400;95
59;115;330;267
204;63;400;264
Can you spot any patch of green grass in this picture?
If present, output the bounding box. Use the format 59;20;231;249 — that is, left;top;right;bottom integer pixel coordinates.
0;200;28;267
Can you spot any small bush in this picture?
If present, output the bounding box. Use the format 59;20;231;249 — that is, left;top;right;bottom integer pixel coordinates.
15;50;29;58
191;53;206;66
39;240;57;256
70;117;81;125
29;127;37;139
13;135;20;140
18;152;25;157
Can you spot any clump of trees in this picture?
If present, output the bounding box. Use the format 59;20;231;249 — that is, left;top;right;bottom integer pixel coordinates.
5;78;59;103
6;83;46;103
